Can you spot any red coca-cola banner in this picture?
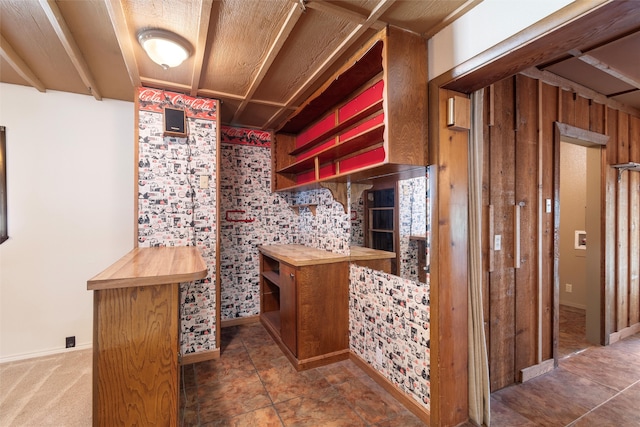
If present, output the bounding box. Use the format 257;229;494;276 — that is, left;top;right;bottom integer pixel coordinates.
138;87;217;120
221;125;270;148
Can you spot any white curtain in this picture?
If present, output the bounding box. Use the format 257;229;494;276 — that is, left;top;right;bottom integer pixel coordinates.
468;89;491;426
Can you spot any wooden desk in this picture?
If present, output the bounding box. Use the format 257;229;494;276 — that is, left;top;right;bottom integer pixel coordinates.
87;247;207;427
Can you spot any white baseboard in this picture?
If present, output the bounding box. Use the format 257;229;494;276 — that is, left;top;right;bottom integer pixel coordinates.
0;343;92;364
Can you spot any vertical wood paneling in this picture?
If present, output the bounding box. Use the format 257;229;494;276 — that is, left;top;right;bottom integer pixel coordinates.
575;95;590;130
514;75;538;373
488;77;516;391
561;90;575;127
429;87;469;426
604;107;618;341
617;112;630;330
540;82;557;360
483;73;639;391
629;116;640;326
590;102;605;134
482;87;492;345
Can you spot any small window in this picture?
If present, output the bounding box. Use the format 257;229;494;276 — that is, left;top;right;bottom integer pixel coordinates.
0;126;7;244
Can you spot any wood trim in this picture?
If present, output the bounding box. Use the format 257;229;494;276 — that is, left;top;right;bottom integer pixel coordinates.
555;123;612;148
0;35;46;92
220;315;260;328
39;0;102;100
552;121;561;367
609;322;640;345
215;99;222;351
133;89;140;248
520;358;554;383
231;2;303;122
349;352;431;425
428;85;469;426
103;0;141;88
436;0;640;94
553;120;610;357
189;0;214;97
180;348;220;365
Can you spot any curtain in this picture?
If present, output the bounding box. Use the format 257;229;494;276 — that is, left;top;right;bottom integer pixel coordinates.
468;89;491;426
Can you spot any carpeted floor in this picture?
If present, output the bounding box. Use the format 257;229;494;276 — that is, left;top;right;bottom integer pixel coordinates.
0;349;92;426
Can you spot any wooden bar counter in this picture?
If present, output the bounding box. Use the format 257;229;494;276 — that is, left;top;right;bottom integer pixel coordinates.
87;247;207;427
258;244;394;371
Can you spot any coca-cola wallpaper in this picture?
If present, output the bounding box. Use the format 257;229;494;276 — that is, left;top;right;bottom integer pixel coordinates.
349;264;431;410
135;89;430;407
218;127;350;320
137;88;219;355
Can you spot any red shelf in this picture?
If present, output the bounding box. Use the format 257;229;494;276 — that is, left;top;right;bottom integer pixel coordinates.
290;98;383;157
278;123;385;175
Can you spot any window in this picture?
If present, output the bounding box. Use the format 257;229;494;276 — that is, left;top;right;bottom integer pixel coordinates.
0;126;7;244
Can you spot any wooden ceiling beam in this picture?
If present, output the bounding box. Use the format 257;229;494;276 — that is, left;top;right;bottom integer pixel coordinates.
263;0;396;129
104;0;141;89
569;48;640;90
0;35;46;93
230;2;304;124
189;0;213;97
305;0;385;31
39;0;102;100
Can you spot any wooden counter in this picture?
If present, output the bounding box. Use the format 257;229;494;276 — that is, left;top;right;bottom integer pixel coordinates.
259;244;395;267
349;245;395;274
258;244;395;371
87;247;207;427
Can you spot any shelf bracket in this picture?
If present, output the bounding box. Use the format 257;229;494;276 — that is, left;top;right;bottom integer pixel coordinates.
291;204;317;216
320;182;349;213
612;162;640;182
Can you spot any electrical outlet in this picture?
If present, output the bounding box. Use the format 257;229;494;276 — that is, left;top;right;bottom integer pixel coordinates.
494;235;502;251
565;284;572;293
376;346;383;365
65;336;75;348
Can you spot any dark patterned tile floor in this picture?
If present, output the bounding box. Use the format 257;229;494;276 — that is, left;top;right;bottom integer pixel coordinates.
179;322;426;426
485;331;640;427
558;305;592;358
182;320;639;427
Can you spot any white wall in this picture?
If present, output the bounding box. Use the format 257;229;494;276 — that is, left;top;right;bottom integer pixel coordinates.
0;83;134;361
428;0;586;80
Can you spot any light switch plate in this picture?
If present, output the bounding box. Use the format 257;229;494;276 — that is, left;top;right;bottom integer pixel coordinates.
494;235;502;251
199;175;209;189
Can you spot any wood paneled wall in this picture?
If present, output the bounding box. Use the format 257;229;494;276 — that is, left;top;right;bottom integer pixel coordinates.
482;74;640;391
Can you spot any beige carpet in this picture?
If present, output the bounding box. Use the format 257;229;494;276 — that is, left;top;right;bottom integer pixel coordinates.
0;349;92;426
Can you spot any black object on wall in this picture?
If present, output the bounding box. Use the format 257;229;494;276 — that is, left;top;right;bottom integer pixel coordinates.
164;107;187;137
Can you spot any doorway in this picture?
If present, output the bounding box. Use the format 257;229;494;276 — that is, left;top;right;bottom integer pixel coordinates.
554;122;608;360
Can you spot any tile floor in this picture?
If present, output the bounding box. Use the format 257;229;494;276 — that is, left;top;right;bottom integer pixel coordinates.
179;322;426;426
184;312;640;427
483;307;640;427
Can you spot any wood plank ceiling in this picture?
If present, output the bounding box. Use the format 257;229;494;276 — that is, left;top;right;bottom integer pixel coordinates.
0;0;475;130
1;0;639;131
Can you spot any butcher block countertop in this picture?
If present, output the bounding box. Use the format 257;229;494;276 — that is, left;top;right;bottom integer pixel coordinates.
87;246;208;291
259;244;394;267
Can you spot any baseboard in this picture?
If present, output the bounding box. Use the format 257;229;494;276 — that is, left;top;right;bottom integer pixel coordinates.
220;315;260;328
520;358;555;382
181;348;220;365
609;322;640;344
0;343;92;364
349;352;431;425
559;302;587;311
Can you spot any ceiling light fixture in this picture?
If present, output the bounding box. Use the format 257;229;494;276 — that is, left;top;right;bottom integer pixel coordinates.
137;29;192;69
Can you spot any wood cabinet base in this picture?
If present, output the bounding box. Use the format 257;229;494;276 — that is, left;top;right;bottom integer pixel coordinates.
92;284;179;426
260;314;350;371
